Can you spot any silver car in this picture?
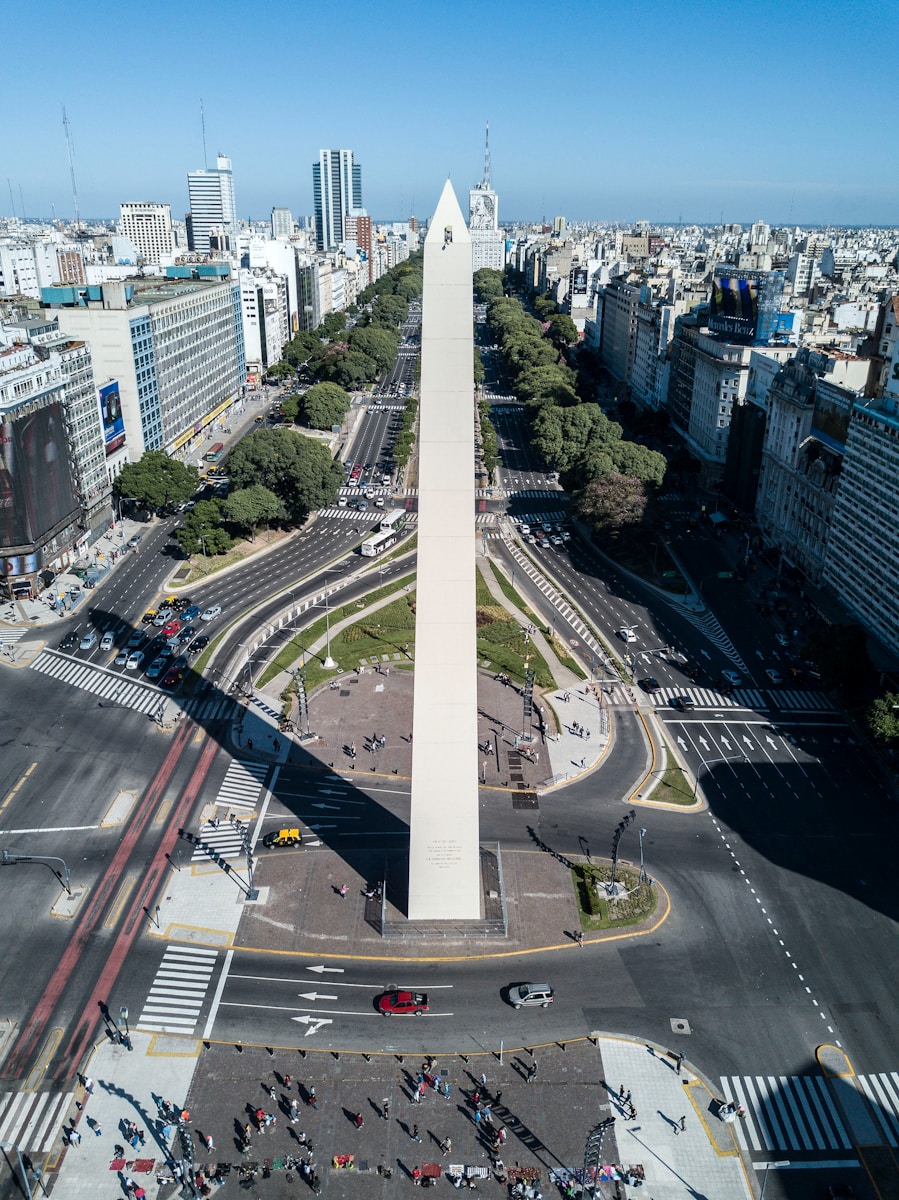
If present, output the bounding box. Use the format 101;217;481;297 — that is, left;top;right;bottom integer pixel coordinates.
509;983;554;1009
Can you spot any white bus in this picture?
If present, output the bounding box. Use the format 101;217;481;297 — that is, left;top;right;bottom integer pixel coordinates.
360;529;398;557
379;508;407;533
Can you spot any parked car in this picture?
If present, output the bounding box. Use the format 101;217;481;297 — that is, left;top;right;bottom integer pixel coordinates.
508;982;555;1009
376;990;429;1017
200;605;222;622
79;630;98;650
127;534;141;548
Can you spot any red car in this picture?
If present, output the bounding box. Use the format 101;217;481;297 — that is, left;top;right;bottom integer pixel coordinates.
162;620;181;637
161;666;183;690
377;990;429;1017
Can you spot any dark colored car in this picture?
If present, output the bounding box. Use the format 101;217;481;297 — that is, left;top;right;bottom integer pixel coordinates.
59;631;79;651
639;677;662;694
190;635;210;653
177;625;196;644
376;990;429;1017
161;666;184;690
672;695;695;712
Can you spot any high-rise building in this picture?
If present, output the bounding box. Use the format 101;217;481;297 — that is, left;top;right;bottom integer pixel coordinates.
119;203;174;263
271;207;293;239
186;154;237;255
312;150;363;251
469;123;505;272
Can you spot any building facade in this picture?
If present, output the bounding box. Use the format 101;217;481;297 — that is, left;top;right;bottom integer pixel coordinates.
186;154;237;255
119;203;174;263
312;150;363;252
270;207;293;239
45;272;245;464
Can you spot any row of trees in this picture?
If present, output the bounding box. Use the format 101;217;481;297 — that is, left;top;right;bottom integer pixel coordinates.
480;270;668;540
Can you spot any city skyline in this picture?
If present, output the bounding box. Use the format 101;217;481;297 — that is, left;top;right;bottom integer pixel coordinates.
4;0;899;227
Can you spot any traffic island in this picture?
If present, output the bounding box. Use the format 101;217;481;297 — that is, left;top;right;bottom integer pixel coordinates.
572;862;658;932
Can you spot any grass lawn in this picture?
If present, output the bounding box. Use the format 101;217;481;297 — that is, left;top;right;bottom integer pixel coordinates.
640;747;695;806
571;863;658;930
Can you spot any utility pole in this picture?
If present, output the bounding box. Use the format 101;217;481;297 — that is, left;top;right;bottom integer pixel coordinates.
62;107;80;231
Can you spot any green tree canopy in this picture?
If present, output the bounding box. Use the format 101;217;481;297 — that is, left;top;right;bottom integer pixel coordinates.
348;325;399;373
575;472;648;538
516;364;579;407
226;427;343;522
314;348;376;389
866;692;899;747
473;268;504;302
532;294;559;319
281;394;300;422
114;451;199;511
300;382;351;430
318;311;347;339
610;441;668;488
176;499;233;557
546;312;578;348
266;360;294;381
222;485;287;541
283;330;322;365
371;294;408;328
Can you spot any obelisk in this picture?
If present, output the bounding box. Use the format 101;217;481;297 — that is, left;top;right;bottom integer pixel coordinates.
407;181;481;920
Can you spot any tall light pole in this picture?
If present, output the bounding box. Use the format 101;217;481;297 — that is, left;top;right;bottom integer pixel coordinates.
759;1160;790;1200
198;532;208;575
693;754;747;798
638;827;647;882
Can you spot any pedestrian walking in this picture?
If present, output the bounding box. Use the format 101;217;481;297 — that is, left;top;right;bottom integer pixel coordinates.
527;1061;538;1083
580;757;586;769
205;1133;214;1151
290;1099;299;1122
575;930;584;947
624;1090;632;1107
442;1081;451;1100
678;1114;686;1133
80;1075;94;1095
284;1074;291;1089
68;1128;82;1146
618;1084;626;1101
89;1118;101;1136
350;742;356;759
673;1051;684;1075
269;1084;277;1100
497;1127;507;1145
474;1110;482;1127
627;1105;637;1122
354;1112;364;1129
412;1167;422;1186
480;1072;488;1089
482;1105;493;1125
412;1085;422;1104
440;1136;452;1155
244;1122;253;1142
494;1090;502;1106
308;1087;317;1109
339;883;348;899
411;1123;422;1143
382;1098;390;1120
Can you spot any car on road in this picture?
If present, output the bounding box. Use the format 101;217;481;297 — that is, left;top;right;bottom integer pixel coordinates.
153;608;174;626
79;630;98;650
377;990;429;1016
142;608;158;623
162;620;181;638
639;677;662;694
508;982;555;1009
181;605;201;621
114;648;130;667
146;656;168;680
337;496;348;506
721;669;742;688
161;665;183;689
100;631;115;652
200;605;222;622
171;654;189;671
618;627;638;643
765;668;783;685
126;650;145;670
191;635;210;652
59;631;79;651
127;629;147;649
177;625;197;644
671;695;695;712
127;534;141;548
262;828;302;848
357;500;368;510
550;535;564;546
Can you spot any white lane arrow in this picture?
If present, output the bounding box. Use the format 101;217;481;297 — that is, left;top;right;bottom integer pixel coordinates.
700;649;711;659
766;735;777;747
298;991;338;1001
755;649;765;660
698;736;710;750
315;787;347;794
290;1015;333;1036
677;736;688;750
310;803;340;810
743;736;754;747
720;736;731;749
307;964;345;974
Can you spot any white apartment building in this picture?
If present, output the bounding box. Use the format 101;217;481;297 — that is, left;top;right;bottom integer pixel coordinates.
823;394;899;659
239;270;289;373
686;335;754;475
119;203;174;263
631;293;675;410
599;278;641;384
46;273;245;463
787;251;821;296
187;154;237;254
271;207;294;239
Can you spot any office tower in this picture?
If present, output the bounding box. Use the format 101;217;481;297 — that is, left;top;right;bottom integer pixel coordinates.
187;153;237;254
119;203;174;263
312;150;363;251
469;123;505;271
271;207;293;239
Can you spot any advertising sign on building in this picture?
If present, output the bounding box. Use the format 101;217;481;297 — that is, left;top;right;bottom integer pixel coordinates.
709;274;760;341
0;403;81;550
98;381;126;455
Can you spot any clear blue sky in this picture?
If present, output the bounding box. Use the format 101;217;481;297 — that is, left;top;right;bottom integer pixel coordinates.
6;0;898;227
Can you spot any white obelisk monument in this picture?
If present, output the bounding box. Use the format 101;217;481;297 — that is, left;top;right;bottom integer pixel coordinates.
407;181;481;920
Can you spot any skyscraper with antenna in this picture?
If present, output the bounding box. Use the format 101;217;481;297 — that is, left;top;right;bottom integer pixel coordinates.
468;121;504;271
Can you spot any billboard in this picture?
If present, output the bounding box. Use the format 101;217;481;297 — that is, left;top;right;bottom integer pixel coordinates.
709;274;760;341
99;381;126;455
0;402;81;551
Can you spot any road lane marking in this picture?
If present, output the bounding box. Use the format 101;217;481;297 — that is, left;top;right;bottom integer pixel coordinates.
220;1002;453;1018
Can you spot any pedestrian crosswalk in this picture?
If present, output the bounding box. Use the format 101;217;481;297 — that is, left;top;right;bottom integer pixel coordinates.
136;945;219;1035
0;627;27;647
192;758;269;862
183;691;239;722
512;509;569;526
0;1088;75;1153
30;649;166;716
319;507;419;523
720;1072;899;1155
654;685;835;713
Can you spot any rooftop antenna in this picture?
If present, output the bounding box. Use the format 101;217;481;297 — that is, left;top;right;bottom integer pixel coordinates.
19;185;26;221
200;97;208;169
62;106;80;230
483;119;491;188
7;179;15;219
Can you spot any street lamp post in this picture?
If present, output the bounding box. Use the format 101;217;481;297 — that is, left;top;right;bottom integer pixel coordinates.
638;827;647;882
759;1160;790;1200
198;533;208;576
693;754;747;798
